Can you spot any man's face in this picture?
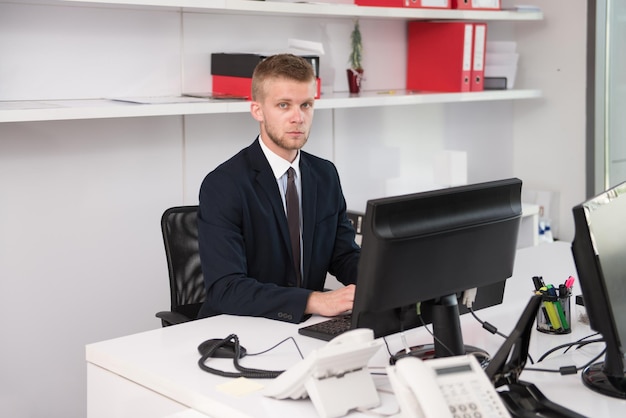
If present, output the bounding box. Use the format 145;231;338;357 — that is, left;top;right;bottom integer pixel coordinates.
251;76;316;162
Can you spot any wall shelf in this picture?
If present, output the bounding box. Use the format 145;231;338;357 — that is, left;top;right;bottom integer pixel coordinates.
0;1;543;123
14;0;544;20
0;89;541;122
218;0;543;20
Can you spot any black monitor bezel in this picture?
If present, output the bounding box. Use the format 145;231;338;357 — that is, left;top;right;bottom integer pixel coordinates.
350;178;523;354
571;181;626;398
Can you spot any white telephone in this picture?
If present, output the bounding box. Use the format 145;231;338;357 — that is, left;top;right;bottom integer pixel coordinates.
387;355;511;418
263;328;383;418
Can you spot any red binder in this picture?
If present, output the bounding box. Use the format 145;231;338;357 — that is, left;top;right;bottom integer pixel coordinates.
355;0;450;8
451;0;500;10
407;21;474;93
470;23;487;91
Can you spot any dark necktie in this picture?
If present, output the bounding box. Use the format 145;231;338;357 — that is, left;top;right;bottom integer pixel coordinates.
286;167;302;287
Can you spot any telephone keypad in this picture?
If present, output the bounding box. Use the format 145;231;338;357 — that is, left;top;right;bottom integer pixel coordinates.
439;378;509;418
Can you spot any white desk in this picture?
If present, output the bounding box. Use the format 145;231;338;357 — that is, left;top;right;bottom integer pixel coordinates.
86;242;625;417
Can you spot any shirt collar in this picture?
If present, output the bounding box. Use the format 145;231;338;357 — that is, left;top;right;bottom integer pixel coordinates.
259;135;301;180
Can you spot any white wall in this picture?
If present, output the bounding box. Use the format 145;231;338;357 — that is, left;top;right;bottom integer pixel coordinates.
0;117;182;417
0;1;586;417
0;3;182;100
511;0;587;241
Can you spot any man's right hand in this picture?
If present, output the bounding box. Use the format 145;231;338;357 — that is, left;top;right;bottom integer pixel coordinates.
304;284;356;317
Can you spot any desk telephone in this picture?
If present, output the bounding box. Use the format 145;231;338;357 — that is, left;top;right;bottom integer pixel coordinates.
387;355;511;418
263;328;383;418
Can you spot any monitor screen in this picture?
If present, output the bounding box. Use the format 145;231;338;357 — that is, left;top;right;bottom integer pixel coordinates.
571;180;626;398
350;178;522;360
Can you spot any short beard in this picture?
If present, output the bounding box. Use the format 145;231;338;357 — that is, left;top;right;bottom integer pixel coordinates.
265;124;309;152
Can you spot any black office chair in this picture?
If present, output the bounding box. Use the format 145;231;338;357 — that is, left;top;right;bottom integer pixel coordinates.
156;205;206;327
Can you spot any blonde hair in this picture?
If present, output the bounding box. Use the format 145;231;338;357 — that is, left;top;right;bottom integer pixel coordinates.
251;54;316;101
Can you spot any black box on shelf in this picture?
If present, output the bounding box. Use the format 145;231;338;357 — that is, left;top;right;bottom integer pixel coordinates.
211;53;321;99
212;53;320;78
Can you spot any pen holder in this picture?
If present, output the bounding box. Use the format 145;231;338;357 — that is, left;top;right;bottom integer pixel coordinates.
536;293;571;334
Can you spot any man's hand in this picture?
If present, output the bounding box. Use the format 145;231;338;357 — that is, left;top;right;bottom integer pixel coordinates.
304;284;356;317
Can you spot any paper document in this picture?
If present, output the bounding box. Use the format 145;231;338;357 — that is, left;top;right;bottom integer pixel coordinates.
109;96;211;105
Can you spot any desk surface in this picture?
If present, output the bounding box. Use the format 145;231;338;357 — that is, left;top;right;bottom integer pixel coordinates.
86;242;626;417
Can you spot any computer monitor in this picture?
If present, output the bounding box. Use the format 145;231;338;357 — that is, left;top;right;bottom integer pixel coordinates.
350;178;522;360
571;181;626;398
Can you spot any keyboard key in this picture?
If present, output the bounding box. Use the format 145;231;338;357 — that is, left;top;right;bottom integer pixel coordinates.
298;315;352;341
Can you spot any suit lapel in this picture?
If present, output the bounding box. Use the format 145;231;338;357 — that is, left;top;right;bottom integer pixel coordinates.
248;139;292;257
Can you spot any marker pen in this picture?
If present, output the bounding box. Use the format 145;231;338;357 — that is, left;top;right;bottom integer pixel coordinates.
540;286;562;331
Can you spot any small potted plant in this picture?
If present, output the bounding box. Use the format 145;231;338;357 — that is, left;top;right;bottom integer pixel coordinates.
347;19;364;94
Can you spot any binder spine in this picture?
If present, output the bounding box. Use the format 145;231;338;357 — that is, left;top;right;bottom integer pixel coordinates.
461;23;474;92
471;23;487;91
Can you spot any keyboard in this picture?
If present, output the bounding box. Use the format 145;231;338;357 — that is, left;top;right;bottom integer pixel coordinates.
298;314;353;341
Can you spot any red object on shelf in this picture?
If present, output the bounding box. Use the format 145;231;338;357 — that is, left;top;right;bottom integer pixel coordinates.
407;21;474;93
451;0;501;10
355;0;450;9
212;75;321;100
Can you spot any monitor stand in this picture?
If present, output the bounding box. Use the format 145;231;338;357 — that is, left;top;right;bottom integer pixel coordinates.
580;344;626;399
485;294;586;418
392;294;490;365
401;344;489;363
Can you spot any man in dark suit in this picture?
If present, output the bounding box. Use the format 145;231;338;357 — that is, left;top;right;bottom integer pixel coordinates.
197;54;360;323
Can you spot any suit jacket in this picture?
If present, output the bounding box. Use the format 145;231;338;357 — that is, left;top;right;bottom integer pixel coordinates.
197;138;360;323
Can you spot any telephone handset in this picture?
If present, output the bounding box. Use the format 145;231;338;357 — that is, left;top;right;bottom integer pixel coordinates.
263;328;384;418
387;355;511;418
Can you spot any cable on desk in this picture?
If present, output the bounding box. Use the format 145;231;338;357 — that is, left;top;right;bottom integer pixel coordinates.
381;304;415;362
246;336;304;360
524;338;606;375
525;348;606;375
536;335;603;363
469;306;509;339
382;336;394;358
561;332;600;355
197;334;284;378
417;307;455;358
579;347;606;370
469;306;531;364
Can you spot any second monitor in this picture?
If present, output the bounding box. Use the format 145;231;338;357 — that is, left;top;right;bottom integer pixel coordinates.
351;178;522;359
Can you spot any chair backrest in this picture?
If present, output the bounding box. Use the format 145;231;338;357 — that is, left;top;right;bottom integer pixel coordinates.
161;205;206;322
